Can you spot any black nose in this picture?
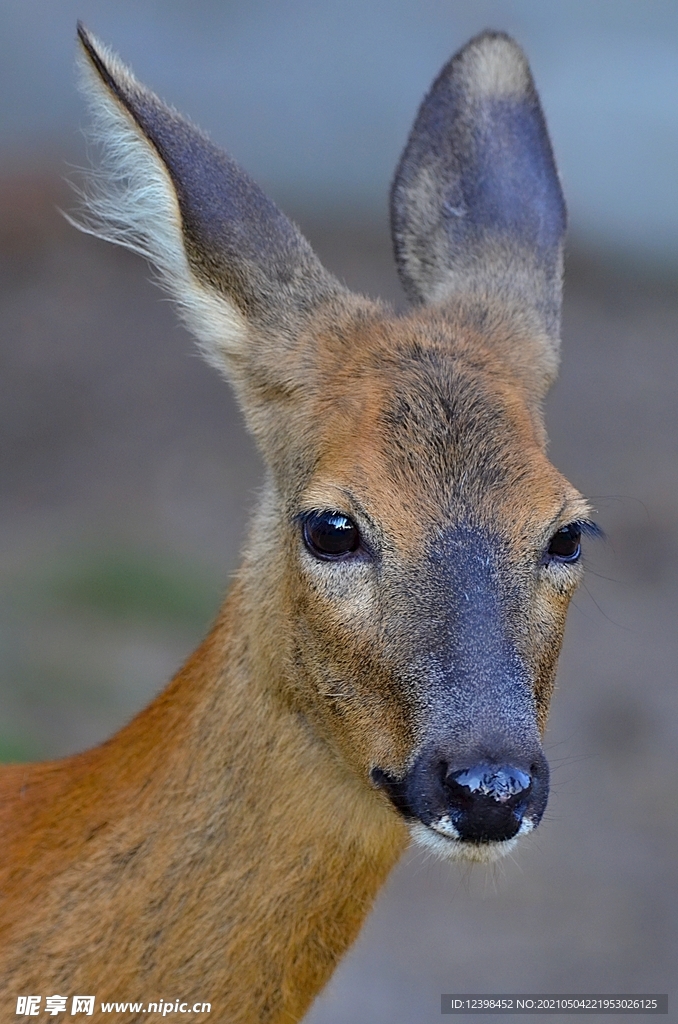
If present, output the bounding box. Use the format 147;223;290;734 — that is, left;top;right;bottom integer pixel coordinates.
443;763;534;842
372;748;550;844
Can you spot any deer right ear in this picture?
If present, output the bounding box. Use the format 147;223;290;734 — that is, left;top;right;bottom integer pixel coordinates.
72;25;343;388
391;32;566;370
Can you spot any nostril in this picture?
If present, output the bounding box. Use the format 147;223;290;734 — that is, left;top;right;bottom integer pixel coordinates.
444;772;475;812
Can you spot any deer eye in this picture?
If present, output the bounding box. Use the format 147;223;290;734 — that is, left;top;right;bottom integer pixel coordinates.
302;511;361;559
546;523;581;562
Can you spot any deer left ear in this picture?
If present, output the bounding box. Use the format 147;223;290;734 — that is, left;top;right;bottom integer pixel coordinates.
72;24;344;391
391;32;566;381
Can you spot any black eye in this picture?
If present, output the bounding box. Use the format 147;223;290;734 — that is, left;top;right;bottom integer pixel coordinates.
302;511;361;559
547;523;582;562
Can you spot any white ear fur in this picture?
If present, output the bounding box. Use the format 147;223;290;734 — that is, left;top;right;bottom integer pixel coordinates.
68;38;248;375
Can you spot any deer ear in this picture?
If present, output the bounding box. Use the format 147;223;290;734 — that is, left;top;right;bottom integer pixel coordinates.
72;24;342;384
391;32;566;369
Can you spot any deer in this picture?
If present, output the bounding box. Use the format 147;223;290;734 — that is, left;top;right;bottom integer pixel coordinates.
0;24;597;1024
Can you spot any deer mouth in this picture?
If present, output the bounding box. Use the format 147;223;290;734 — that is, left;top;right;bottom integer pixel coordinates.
407;815;537;863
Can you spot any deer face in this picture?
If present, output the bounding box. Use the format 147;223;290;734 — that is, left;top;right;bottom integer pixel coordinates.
259;307;592;862
74;27;594;861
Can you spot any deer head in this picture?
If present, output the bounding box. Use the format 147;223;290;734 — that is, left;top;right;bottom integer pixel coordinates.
74;26;594;862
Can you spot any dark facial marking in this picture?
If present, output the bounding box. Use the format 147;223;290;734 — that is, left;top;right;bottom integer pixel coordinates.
379;349;522;504
373;525;550;842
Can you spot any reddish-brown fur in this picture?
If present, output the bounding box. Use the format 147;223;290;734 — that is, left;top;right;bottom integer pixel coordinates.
0;28;592;1023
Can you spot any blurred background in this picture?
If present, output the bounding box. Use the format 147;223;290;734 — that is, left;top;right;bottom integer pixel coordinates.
1;1;676;1020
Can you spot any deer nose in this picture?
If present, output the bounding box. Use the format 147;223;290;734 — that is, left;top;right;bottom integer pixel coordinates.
442;762;534;842
371;749;549;845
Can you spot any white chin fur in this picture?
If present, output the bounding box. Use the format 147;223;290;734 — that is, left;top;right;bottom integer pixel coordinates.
409;816;534;863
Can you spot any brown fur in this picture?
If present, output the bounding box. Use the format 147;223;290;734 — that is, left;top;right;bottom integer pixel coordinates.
0;28;591;1023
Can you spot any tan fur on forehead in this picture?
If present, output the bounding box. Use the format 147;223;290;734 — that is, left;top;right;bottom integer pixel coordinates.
299;304;571;551
306;297;557;424
308;305;544;437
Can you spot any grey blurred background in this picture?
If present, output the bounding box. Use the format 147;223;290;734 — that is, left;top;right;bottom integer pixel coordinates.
1;1;676;1021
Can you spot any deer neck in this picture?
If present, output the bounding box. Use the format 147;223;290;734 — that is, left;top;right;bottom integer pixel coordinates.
2;577;407;1023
